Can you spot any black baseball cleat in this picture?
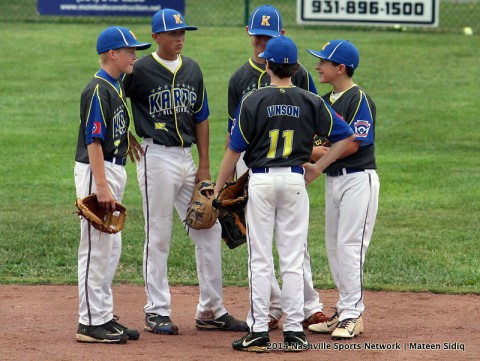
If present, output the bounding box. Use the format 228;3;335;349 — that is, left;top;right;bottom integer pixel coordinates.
232;331;270;352
196;313;248;331
144;314;179;335
283;331;309;352
76;323;128;344
106;315;140;340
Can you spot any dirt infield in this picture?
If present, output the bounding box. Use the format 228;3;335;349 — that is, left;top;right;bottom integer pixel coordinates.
0;285;477;360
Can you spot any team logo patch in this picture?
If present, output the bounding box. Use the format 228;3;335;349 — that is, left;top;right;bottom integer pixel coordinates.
354;120;370;138
92;122;101;135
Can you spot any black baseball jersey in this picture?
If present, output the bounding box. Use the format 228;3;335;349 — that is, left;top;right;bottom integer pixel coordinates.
227;58;317;132
229;86;353;168
75;69;130;164
322;85;377;171
124;53;209;147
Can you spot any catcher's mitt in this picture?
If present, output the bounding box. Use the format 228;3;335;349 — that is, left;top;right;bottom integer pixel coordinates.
212;171;249;213
184;180;219;230
219;211;246;249
75;193;126;234
313;134;332;148
213;171;249;249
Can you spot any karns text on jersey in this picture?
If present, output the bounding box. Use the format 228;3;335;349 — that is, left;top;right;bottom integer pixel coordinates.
267;104;300;118
149;87;197;115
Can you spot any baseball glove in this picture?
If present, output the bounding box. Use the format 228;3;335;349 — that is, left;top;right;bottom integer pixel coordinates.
75;193;126;234
313;134;332;148
184;180;219;230
213;171;249;249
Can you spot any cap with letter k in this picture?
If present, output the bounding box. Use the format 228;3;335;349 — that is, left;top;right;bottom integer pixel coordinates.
247;4;283;37
152;8;198;33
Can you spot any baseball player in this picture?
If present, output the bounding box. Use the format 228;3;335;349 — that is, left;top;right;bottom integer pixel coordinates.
214;36;355;352
123;8;247;335
306;40;380;339
74;26;151;344
226;4;327;330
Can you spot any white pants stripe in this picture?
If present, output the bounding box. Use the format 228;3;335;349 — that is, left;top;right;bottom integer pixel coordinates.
236;159;323;322
325;170;380;320
246;168;309;332
138;139;226;320
74;161;126;326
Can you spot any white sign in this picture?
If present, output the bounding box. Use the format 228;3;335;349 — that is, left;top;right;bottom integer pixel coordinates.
297;0;439;26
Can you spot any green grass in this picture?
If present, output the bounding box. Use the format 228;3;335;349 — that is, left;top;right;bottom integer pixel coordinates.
0;22;479;294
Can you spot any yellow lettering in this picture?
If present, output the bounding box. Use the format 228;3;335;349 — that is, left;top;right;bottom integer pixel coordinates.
173;14;183;24
261;15;271;26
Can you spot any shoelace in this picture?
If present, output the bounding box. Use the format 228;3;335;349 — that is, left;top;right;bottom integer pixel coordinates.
337;319;355;329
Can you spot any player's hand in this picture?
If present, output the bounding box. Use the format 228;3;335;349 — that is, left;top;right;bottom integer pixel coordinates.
310;146;329;163
95;186;116;212
128;132;144;163
196;167;211;185
302;162;322;186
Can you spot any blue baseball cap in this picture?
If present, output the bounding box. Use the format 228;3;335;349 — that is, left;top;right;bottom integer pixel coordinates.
307;40;360;69
247;4;283;37
259;35;297;64
96;26;151;55
152;8;197;34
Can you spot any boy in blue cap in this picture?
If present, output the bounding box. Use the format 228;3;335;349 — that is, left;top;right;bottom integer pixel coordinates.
74;26;150;344
214;35;355;352
307;40;380;340
226;3;328;332
124;8;248;335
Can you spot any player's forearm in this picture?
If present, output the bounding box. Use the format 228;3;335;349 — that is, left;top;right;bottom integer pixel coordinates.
337;140;360;159
87;141;109;190
87;140;115;209
310;146;329;162
312;135;356;173
195;120;211;171
214;148;241;195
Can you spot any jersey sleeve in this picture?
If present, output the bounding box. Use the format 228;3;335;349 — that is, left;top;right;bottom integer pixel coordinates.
228;102;248;153
350;91;375;146
193;87;210;123
83;85;107;145
227;73;241;132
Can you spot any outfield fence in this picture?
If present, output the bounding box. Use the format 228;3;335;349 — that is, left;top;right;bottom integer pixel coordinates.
0;0;478;33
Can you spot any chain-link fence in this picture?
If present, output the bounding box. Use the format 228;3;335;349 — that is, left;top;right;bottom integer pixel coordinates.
1;0;478;33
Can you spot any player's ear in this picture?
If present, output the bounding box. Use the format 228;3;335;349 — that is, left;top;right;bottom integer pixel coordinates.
280;29;286;35
245;26;250;35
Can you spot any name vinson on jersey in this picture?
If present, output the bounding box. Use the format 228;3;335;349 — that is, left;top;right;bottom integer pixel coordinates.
266;104;300;118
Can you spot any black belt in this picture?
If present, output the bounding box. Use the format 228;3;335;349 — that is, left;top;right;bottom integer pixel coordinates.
151;138;192;147
251;166;304;175
326;168;364;177
104;157;127;166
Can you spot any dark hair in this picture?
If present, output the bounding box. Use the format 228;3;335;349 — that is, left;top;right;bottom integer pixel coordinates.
268;61;300;79
330;60;355;77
